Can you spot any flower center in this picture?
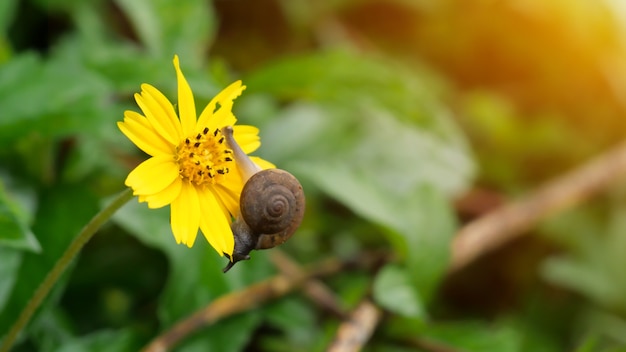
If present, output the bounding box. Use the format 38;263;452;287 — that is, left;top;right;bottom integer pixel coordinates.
175;127;233;186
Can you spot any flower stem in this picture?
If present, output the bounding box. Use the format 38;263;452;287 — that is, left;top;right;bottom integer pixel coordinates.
0;188;134;352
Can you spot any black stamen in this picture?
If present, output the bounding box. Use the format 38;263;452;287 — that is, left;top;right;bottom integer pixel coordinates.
194;142;201;148
217;169;225;175
196;133;202;140
185;138;190;144
203;127;209;134
197;170;203;176
213;128;220;137
189;152;194;157
225;157;233;162
195;161;200;165
218;137;224;144
224;150;232;154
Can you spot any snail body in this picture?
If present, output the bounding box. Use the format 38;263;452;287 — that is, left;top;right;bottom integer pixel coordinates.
222;127;305;272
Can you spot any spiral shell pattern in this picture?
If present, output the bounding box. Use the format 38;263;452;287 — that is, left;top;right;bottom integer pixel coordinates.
239;169;305;249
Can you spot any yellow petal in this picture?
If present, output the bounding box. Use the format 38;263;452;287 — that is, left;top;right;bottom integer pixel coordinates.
141;84;183;141
250;156;276;170
125;155;179;196
173;55;197;137
134;92;178;146
170;182;201;246
118;112;173;156
214;180;242;217
196;80;246;130
233;125;261;154
197;187;234;256
143;177;182;209
205;109;236;132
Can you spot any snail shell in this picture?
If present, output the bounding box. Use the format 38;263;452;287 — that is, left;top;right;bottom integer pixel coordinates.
223;168;305;272
240;168;305;250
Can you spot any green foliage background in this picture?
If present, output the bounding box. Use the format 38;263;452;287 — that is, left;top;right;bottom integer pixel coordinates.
1;0;625;351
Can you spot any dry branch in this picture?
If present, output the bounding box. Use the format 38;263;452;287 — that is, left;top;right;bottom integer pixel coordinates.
141;253;384;352
327;300;382;352
450;140;626;273
270;250;347;318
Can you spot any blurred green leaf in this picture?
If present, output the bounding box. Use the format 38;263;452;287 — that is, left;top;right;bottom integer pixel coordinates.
373;264;425;319
0;182;40;252
114;0;215;66
424;321;522;352
55;329;137;352
541;190;626;314
0;0;17;34
278;107;458;301
0;52;112;147
261;297;320;351
246;50;445;125
112;199;273;351
0;248;21;314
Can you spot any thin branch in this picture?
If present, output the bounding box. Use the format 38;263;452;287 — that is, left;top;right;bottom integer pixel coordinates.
270;250;347;319
450;140;626;273
141;254;382;352
327;299;382;352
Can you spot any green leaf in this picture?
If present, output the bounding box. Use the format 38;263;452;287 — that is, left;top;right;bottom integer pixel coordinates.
56;329;137;352
0;52;112;147
541;192;626;313
284;108;460;301
0;182;40;252
114;0;216;65
301;158;455;301
112;199;273;351
373;264;425;319
383;316;525;352
419;320;523;352
0;248;21;314
0;0;18;34
261;297;320;351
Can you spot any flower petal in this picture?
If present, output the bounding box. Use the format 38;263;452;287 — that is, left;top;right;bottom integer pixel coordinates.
134;92;178;146
173;55;197;137
171;182;201;246
126;155;179;196
197;187;234;256
118;111;173;156
143;176;182;209
233;125;261;154
141;84;183;141
214;178;242;217
249;156;276;170
197;80;246;130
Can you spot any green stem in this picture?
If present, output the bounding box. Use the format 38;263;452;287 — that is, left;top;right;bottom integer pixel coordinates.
0;188;134;352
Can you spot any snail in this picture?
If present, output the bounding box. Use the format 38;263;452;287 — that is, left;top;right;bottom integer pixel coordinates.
221;126;305;273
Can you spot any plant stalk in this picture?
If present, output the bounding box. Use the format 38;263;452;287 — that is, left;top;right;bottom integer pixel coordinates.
0;188;133;352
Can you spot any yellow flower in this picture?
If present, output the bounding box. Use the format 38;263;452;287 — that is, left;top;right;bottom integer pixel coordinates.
118;55;273;256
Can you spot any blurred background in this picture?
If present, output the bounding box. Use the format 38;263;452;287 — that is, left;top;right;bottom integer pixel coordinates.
1;0;626;351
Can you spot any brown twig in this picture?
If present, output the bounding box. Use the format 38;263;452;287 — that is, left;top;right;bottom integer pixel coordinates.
142;258;343;352
327;299;382;352
141;253;386;352
270;250;348;319
450;140;626;273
